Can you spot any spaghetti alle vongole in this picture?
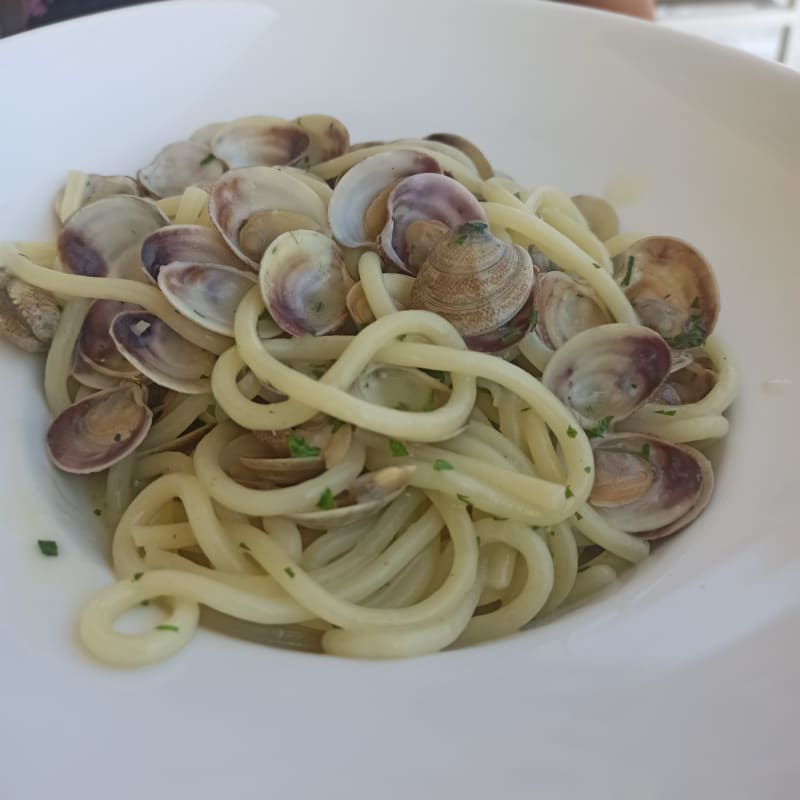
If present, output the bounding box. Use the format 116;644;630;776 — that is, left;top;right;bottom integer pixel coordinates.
0;114;736;666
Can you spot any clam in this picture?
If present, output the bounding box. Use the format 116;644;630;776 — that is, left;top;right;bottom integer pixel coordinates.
381;173;487;274
55;172;142;223
76;300;140;378
209;166;329;268
138;141;226;199
0;272;60;353
286;465;416;530
328;150;442;248
46;383;153;474
351;365;450;412
239;424;331;487
71;351;123;390
425;132;493;179
571;195;619;241
589;433;713;539
652;351;717;405
294;114;350;165
410;221;535;352
535;271;612;350
260;229;353;337
617;237;719;349
58;195;169;279
189;122;226;148
541;323;672;430
211;116;309;169
140;224;247;281
157;262;256;336
110;311;216;394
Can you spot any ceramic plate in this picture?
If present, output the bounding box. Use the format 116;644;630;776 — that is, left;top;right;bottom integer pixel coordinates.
1;1;798;797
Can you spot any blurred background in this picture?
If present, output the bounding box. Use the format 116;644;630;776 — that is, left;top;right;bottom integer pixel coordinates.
1;0;798;67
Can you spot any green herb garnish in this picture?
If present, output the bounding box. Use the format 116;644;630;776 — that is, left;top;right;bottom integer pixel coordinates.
133;572;143;581
567;425;578;439
462;221;488;233
93;508;102;517
284;567;296;578
655;409;677;416
288;434;321;458
395;402;410;411
575;512;583;521
592;262;603;269
37;540;58;557
330;417;344;432
314;301;324;313
500;329;518;344
565;485;574;499
317;488;335;509
584;466;592;474
457;493;471;504
199;153;216;166
454;234;468;245
621;255;635;287
529;309;538;330
156;624;179;632
584;416;613;438
667;315;706;349
490;516;508;522
514;191;522;200
258;310;272;321
640;443;651;461
433;459;454;471
239;542;250;551
206;403;216;418
422;369;446;382
389;439;408;457
690;296;701;309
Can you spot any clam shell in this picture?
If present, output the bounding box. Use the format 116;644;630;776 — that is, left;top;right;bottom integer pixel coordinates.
541;323;672;429
55;172;142;223
46;383;153;474
58;195;169;279
381;173;487;274
209;166;330;269
158;261;256;336
260;230;353;337
138;141;226;199
328;150;442;248
140;224;247;281
425;132;493;179
535;271;612;350
77;300;140;378
211;116;309;169
0;275;61;353
294;114;350;165
590;433;713;539
351;366;450;411
189;122;226;148
618;237;720;349
410;222;535;352
110;311;216;394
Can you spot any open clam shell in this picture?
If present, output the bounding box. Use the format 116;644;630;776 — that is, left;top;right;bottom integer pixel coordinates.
55;172;142;223
294;114;350;165
571;195;619;241
77;299;141;378
328;150;442;248
46;383;153;474
260;229;354;337
141;224;247;281
535;270;612;350
209;166;330;269
381;173;487;274
138;141;226;199
618;236;720;349
410;221;535;352
211;116;309;169
351;365;450;412
110;311;216;394
0;274;61;353
589;433;713;539
158;261;256;336
286;465;416;530
542;323;672;430
58;195;169;279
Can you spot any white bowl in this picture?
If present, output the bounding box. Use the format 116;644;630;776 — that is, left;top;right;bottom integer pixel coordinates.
1;1;798;796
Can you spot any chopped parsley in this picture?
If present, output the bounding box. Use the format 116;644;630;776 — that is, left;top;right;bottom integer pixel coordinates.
317;488;335;509
199;153;216;166
330;417;344;432
575;511;583;521
288;434;321;458
490;516;508;522
206;403;216;418
584;416;613;438
592;261;603;269
584;465;592;474
454;233;468;245
113;433;122;443
389;439;408;457
462;221;488;233
690;296;701;309
567;425;578;439
239;542;251;551
640;443;651;461
93;508;102;517
37;540;58;557
314;301;324;313
457;493;471;504
433;459;454;471
258;309;272;321
620;255;635;287
476;535;481;546
132;572;144;581
667;315;706;349
565;485;574;499
655;409;677;416
500;329;519;344
514;192;522;200
156;624;179;632
395;401;410;411
529;309;538;330
284;566;296;578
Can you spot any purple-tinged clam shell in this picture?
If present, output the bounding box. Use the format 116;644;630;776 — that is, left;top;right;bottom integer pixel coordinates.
77;299;141;378
211;116;309;169
294;114;350;166
138;141;226;199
